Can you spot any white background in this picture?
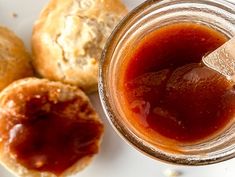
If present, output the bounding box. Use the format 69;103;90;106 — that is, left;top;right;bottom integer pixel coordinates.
0;0;235;177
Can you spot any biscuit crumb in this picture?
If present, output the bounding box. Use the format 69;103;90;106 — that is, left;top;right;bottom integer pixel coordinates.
163;169;183;177
12;13;18;18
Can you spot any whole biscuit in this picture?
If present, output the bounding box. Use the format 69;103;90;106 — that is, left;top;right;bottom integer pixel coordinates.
0;26;33;91
32;0;128;92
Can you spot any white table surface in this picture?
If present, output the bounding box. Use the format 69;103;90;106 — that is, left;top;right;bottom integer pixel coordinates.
0;0;234;177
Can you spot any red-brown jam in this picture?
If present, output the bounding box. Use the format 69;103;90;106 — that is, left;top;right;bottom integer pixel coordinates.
119;23;235;143
2;91;103;175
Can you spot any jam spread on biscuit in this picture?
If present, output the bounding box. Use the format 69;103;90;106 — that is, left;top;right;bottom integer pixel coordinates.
119;23;235;143
3;91;103;175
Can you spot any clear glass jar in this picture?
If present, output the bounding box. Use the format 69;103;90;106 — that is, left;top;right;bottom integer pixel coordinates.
99;0;235;165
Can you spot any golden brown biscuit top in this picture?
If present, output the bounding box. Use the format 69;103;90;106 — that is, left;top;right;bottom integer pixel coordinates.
0;26;33;91
0;79;104;176
32;0;127;92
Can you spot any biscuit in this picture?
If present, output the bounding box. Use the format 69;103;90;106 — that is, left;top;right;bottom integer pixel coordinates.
0;26;33;91
32;0;128;92
0;78;104;177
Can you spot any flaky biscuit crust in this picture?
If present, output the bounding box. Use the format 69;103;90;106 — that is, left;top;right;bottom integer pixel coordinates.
32;0;128;92
0;26;33;91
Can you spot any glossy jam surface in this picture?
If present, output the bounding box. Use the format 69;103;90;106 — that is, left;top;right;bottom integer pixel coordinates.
1;90;103;175
120;23;235;143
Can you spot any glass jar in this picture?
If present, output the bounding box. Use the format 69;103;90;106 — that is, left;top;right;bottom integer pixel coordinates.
99;0;235;165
